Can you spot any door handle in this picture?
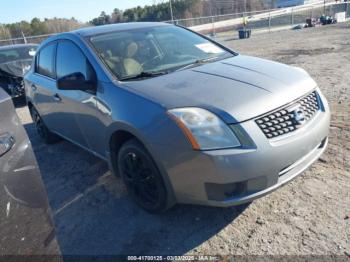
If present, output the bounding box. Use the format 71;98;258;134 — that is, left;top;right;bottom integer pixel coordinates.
31;84;37;91
53;93;62;102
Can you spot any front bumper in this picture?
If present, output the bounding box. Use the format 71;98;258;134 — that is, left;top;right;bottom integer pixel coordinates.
204;136;328;207
153;90;330;207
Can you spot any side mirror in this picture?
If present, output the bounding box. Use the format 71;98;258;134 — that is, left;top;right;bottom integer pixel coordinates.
57;72;96;92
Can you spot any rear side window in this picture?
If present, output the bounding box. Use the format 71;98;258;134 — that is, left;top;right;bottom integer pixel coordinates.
56;41;95;81
37;44;56;78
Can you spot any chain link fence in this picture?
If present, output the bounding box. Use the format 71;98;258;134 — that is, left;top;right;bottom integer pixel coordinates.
0;1;349;46
0;33;55;47
175;1;350;35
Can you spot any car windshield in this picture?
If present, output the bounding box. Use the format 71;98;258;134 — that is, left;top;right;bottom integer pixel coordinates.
0;46;37;64
89;25;234;80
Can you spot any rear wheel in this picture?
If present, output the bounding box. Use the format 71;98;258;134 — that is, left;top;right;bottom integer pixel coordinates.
30;108;60;144
118;139;168;213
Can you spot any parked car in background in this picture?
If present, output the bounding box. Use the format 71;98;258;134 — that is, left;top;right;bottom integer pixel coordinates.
25;23;330;213
0;88;59;254
0;44;37;102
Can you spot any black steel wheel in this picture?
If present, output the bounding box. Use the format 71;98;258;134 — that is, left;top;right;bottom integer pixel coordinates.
30;108;60;144
118;139;167;213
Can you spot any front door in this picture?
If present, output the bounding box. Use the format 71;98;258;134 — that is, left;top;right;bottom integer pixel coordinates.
54;40;98;150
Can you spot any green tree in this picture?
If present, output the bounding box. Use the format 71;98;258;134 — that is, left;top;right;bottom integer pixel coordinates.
111;8;123;23
30;18;49;35
91;11;111;26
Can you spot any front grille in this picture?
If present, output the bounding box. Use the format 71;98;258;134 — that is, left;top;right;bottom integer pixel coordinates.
256;91;320;139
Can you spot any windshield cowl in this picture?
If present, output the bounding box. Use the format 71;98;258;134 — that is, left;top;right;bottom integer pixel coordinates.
119;70;169;81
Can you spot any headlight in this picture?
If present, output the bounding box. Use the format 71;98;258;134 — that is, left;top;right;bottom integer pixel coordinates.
168;107;241;150
0;133;15;157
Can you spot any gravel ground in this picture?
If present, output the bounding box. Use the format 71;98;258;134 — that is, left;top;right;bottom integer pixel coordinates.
15;22;350;256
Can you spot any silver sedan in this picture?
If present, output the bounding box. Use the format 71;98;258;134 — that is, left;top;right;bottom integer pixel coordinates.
25;23;330;212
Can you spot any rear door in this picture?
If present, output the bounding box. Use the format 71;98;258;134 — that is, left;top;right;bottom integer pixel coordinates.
29;42;59;129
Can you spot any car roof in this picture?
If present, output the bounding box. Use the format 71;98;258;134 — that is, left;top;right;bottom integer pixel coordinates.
0;44;38;51
72;22;171;37
39;22;173;47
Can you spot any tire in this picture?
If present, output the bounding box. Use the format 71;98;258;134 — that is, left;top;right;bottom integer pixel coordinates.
118;139;168;213
30;107;61;144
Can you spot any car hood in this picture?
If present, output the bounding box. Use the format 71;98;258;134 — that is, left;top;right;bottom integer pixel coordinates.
0;59;32;78
123;55;317;124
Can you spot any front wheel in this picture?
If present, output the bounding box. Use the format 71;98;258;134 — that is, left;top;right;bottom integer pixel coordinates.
118;139;168;213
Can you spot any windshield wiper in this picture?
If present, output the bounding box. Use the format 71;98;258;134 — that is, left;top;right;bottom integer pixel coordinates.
120;71;168;81
175;56;223;72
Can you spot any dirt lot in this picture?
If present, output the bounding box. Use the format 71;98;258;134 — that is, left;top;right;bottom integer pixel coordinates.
15;22;350;256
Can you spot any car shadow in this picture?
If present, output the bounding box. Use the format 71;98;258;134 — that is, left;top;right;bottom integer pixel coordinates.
24;122;248;255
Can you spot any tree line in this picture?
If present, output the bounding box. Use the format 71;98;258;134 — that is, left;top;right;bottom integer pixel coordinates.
0;17;87;40
90;0;268;26
0;0;269;40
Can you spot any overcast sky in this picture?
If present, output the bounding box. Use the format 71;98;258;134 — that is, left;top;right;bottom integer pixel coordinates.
1;0;158;24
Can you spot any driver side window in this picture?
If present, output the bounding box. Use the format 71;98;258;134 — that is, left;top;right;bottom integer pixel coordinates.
56;41;95;81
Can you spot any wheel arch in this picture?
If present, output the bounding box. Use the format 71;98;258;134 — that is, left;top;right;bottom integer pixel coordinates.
106;122;176;207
